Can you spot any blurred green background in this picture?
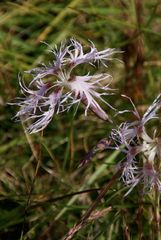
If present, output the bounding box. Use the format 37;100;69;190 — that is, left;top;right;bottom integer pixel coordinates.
0;0;161;239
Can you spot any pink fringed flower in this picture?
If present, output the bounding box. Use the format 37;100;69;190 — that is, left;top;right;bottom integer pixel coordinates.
110;94;161;195
13;39;119;133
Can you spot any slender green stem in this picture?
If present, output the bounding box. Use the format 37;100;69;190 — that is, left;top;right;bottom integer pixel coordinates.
63;169;122;240
20;128;43;240
55;150;120;220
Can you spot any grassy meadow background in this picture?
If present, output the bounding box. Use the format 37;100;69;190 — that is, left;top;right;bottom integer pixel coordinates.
0;0;161;239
